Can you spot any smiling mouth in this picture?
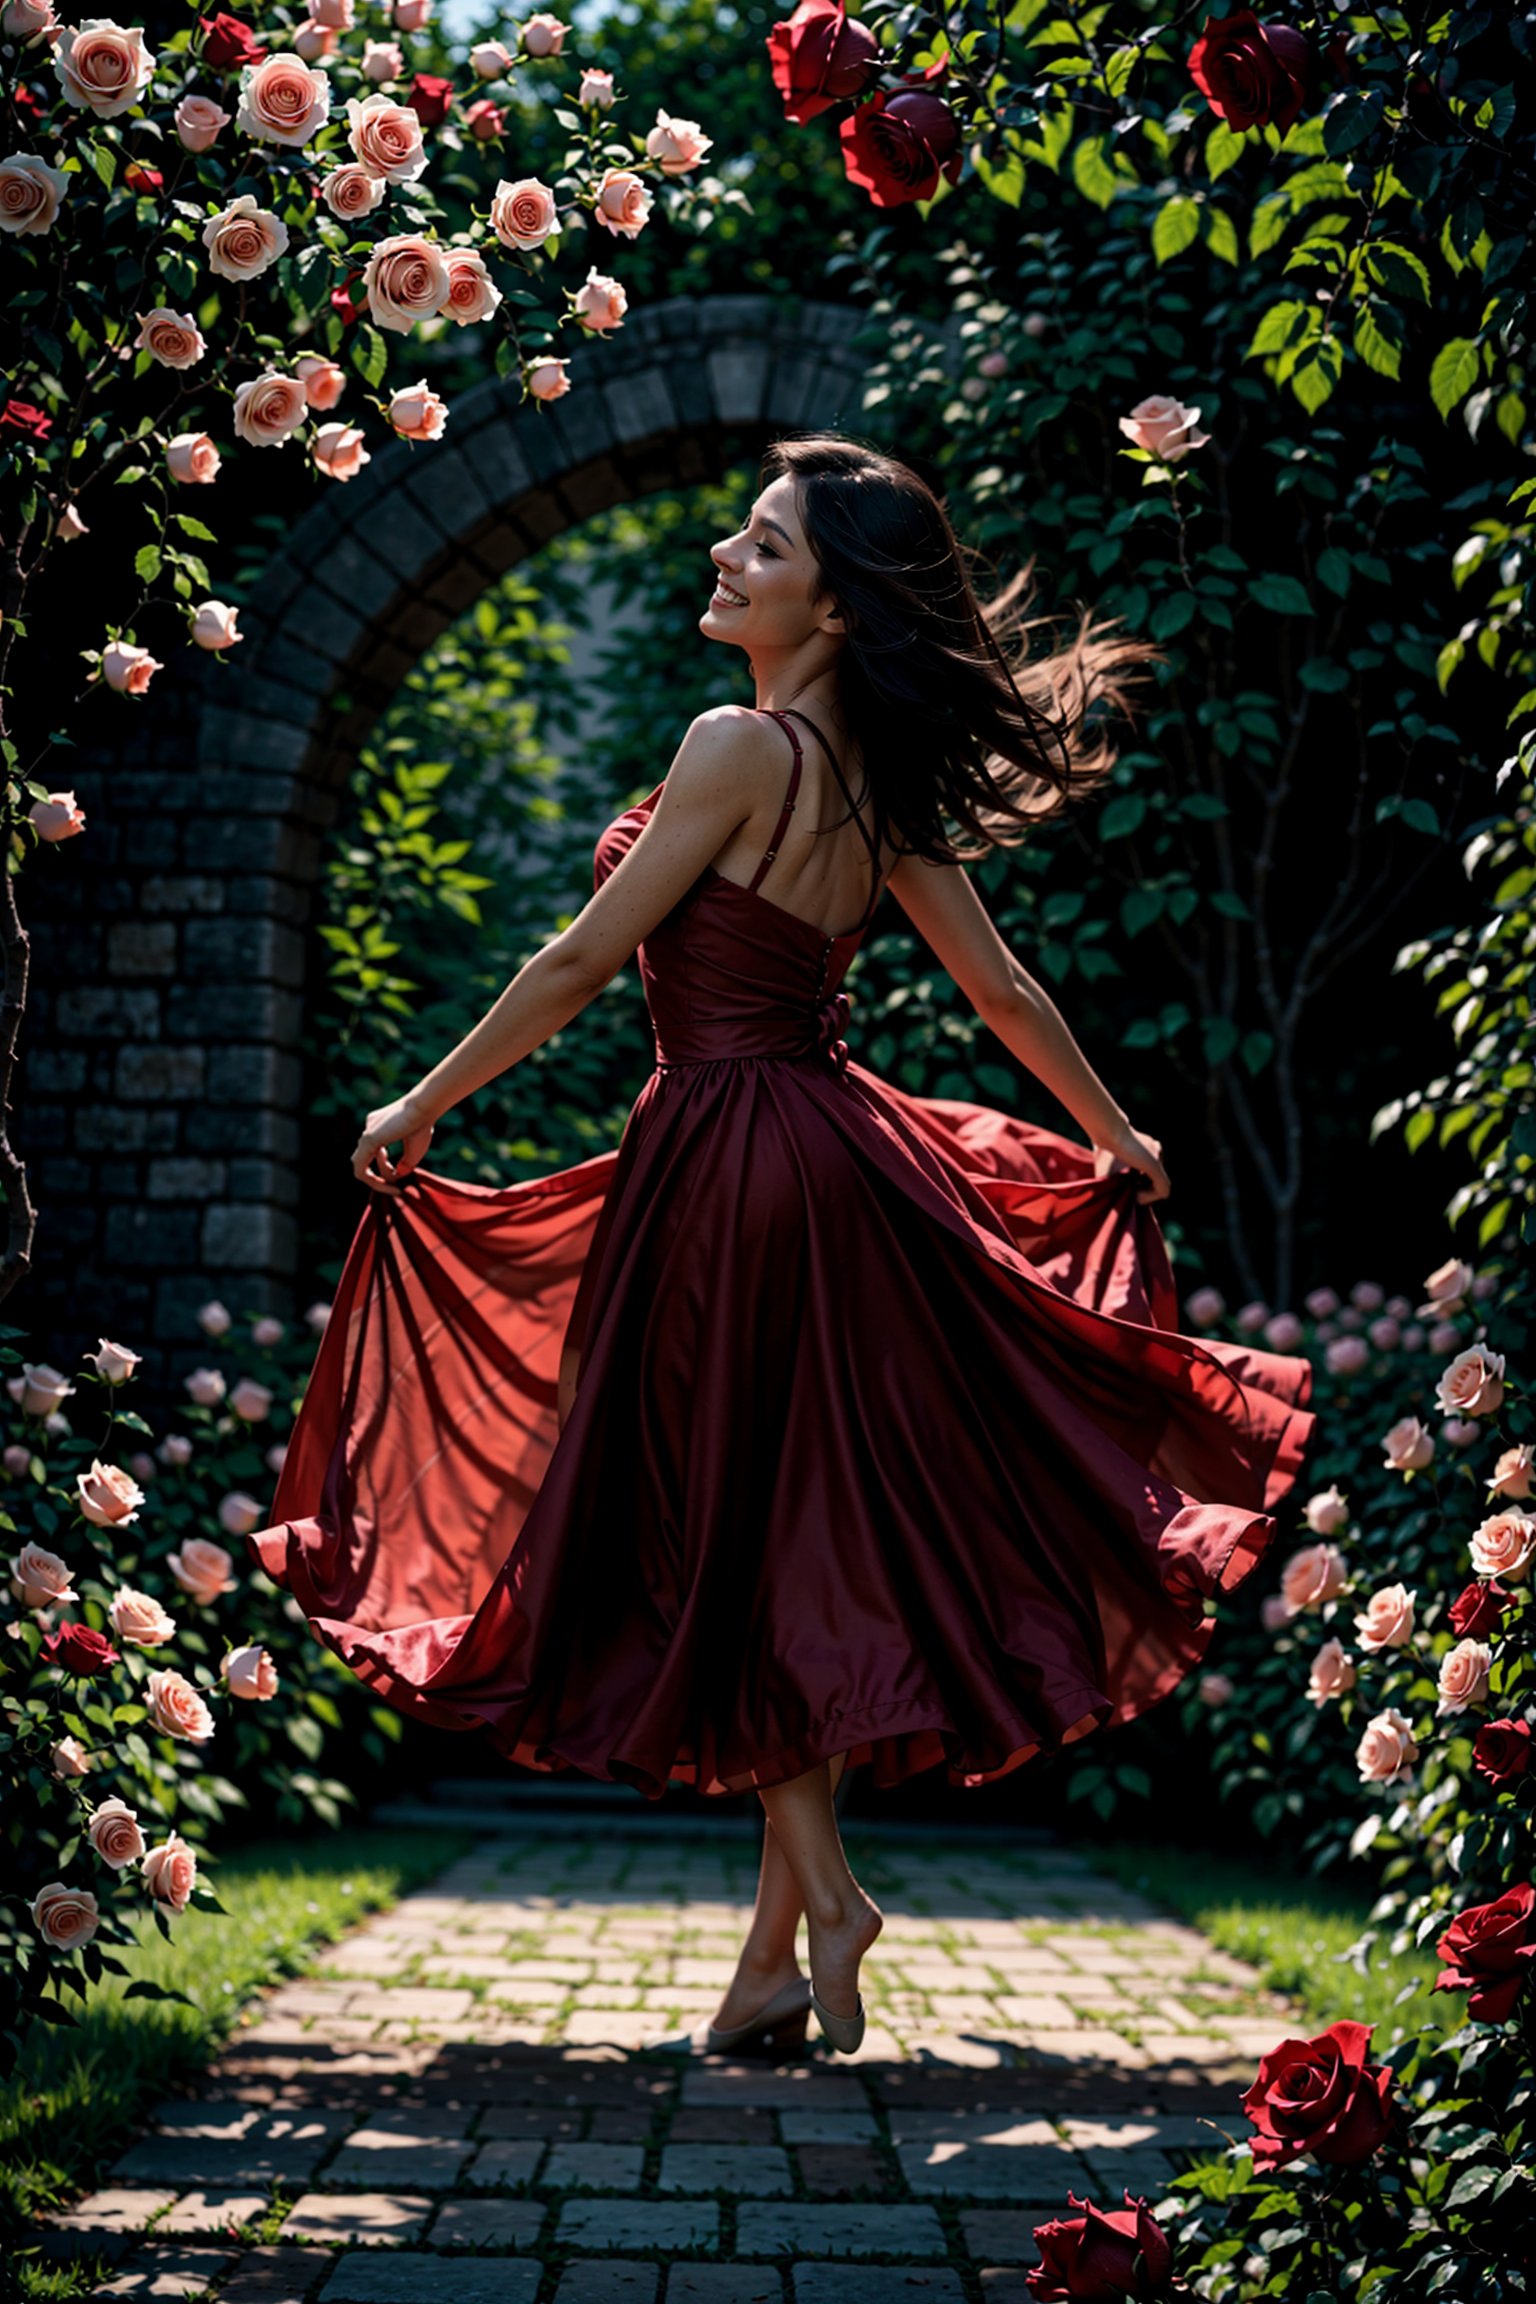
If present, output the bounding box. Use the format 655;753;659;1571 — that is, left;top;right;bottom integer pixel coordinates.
711;579;748;607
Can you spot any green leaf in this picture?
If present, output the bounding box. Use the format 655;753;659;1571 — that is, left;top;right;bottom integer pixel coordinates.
1353;304;1403;380
174;515;217;543
1201;207;1239;266
1249;574;1313;615
1315;547;1352;597
1430;339;1481;418
135;544;162;585
1298;658;1349;691
1290;337;1343;413
1099;795;1146;840
1152;196;1200;264
1204;121;1244;179
1247;300;1312;358
354;324;388;389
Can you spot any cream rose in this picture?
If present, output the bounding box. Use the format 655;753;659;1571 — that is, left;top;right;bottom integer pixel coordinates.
321;162;387;220
185;1365;226;1406
203;193;288;282
134;307;205;370
102;641;161;696
191;600;242;652
30;793;85;841
362;39;403;80
175;92;230;150
313;423;370;481
19;1362;74;1417
157;1434;193;1467
519;11;566;54
308;0;353;22
576;67;613;106
53;18;154;117
1307;1637;1356;1707
645;108;712;174
57;505;88;542
236;50;331;146
394;0;431;24
146;1668;215;1743
0;154;68;236
1303;1484;1350;1536
217;1492;263;1538
167;1536;236;1604
1489;1444;1535;1501
1436;1637;1493;1717
85;1338;140;1386
292;19;333;59
438;249;501;327
1469;1508;1536;1584
30;1881;100;1950
228;1376;273;1422
388;382;448;441
197;1300;232;1338
1382;1416;1434;1473
167;431;221;485
590;166;652;240
363;233;450;331
50;1735;90;1778
1436;1344;1506;1419
107;1584;175;1647
1418;1256;1474;1317
490;175;558;249
222;1642;280;1700
2;0;58;36
1355;1706;1419;1784
526;358;570;402
571;265;626;334
306;1301;332;1332
1117;393;1210;463
1261;1592;1291;1634
251;1316;285;1348
1353;1583;1416;1654
347;92;428;182
232;373;309;448
142;1831;199;1910
78;1461;145;1528
11;1544;77;1612
1280;1541;1349;1616
86;1795;145;1870
470;38;512;76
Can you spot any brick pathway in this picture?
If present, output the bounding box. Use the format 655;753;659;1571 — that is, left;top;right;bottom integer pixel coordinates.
45;1828;1293;2301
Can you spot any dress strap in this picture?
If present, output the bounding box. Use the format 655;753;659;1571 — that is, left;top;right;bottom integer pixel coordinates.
749;710;804;893
778;706;885;930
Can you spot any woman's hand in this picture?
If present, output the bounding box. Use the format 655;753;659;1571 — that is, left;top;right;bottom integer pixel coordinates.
352;1095;434;1195
1093;1121;1171;1204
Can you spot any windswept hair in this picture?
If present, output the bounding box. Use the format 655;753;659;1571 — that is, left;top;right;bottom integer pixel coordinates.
761;433;1163;866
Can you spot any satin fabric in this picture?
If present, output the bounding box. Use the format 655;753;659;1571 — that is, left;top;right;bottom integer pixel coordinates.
250;772;1316;1798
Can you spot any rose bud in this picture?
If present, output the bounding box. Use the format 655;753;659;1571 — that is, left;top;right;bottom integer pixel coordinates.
102;640;162;695
57;505;88;542
1306;1636;1354;1706
124;161;163;195
191;600;242;652
175;91;230;149
29;792;85;842
143;1831;199;1911
361;40;403;81
295;355;346;411
199;12;265;73
518;11;566;56
50;1734;90;1777
589;165;652;239
464;97;504;140
571;265;627;334
222;1642;279;1699
407;71;453;125
645;109;712;174
470;38;512;77
388;382;448;442
1304;1483;1350;1536
767;0;879;124
1028;2187;1173;2298
576;67;613;107
1382;1415;1434;1472
85;1337;141;1385
167;432;222;486
526;358;570;402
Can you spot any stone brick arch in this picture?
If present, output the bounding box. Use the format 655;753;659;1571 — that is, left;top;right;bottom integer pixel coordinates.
23;295;888;1371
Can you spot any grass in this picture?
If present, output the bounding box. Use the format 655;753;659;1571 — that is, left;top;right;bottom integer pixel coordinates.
1093;1837;1453;2048
3;1824;472;2247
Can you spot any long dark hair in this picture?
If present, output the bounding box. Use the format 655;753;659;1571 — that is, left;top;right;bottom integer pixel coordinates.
761;432;1163;866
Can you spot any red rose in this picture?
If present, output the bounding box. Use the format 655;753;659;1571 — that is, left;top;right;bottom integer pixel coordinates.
1187;8;1311;133
1434;1883;1536;2022
1241;2019;1396;2171
40;1623;120;1676
1027;2188;1173;2300
12;81;42;117
1;398;52;442
124;162;164;195
199;12;265;71
1449;1577;1511;1640
408;72;454;127
1473;1718;1532;1789
839;89;961;209
767;0;879;126
330;273;365;326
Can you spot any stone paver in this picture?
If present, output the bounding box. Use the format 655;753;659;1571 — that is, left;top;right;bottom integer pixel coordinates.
48;1825;1304;2300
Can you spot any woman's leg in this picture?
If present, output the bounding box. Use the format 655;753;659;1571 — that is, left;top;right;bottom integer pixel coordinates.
756;1756;882;2022
711;1755;848;2031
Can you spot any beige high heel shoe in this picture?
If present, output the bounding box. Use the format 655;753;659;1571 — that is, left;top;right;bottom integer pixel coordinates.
644;1974;812;2059
809;1980;866;2054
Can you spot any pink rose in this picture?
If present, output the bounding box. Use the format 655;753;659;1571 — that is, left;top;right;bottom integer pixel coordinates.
157;1433;194;1467
11;1544;77;1611
30;792;85;841
1356;1706;1419;1784
1472;1271;1498;1300
394;0;432;25
1197;1670;1233;1706
251;1315;285;1347
1281;1541;1349;1616
526;358;570;402
571;264;627;334
167;1536;235;1603
295;355;347;410
143;1831;200;1910
107;1584;175;1646
15;1364;72;1416
645;108;712;174
490;175;558;249
1368;1317;1401;1351
1184;1285;1224;1326
1326;1335;1370;1376
464;98;504;140
308;0;353;24
519;10;565;54
184;1365;227;1407
203;193;288;280
1382;1416;1434;1473
470;37;511;76
78;1460;145;1528
102;641;161;696
2;0;58;36
50;1735;90;1777
265;1441;288;1476
1437;1638;1493;1717
222;1641;280;1700
0;153;68;236
291;20;333;59
1260;1310;1302;1350
30;1881;100;1950
85;1337;141;1385
1118;393;1210;463
321;162;387;220
87;1795;145;1870
313;422;370;482
1261;1591;1291;1633
191;600;242;651
1470;1509;1535;1584
146;1667;215;1742
1386;1295;1412;1319
388;381;448;441
236;48;330;145
232;373;309;447
217;1491;263;1537
347;92;428;181
1489;1444;1535;1501
979;349;1008;378
175;91;230;149
53;19;155;116
228;1376;273;1422
362;39;403;80
364;232;450;330
1337;1305;1364;1330
438;249;501;327
1429;1320;1462;1355
1305;1286;1339;1318
1353;1583;1416;1653
590;166;652;240
167;432;221;485
305;1301;332;1332
127;1452;156;1484
1350;1280;1385;1310
577;67;613;106
1445;1417;1481;1448
1419;1256;1474;1317
1304;1485;1350;1537
1235;1299;1270;1333
2;1443;31;1476
1437;1344;1506;1419
1307;1637;1356;1707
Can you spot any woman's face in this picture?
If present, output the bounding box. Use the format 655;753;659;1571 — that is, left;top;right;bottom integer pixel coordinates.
700;475;841;652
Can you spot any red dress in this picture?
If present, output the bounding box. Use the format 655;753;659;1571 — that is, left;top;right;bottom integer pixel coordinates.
251;707;1316;1797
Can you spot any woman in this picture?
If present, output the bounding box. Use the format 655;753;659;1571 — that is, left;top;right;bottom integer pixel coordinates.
251;434;1315;2062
